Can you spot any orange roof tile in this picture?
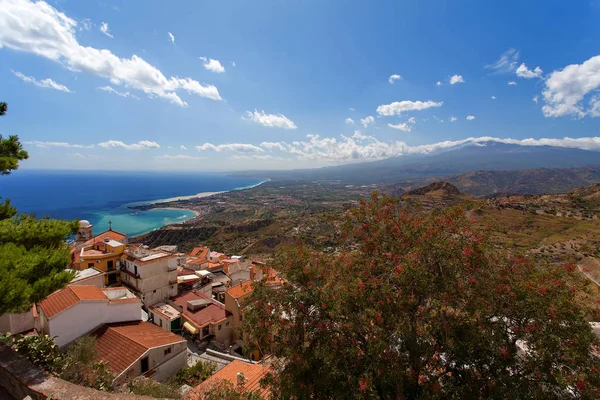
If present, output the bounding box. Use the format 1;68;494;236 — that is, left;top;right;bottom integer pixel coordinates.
172;291;230;328
227;280;254;300
189;247;209;259
38;285;107;319
92;321;185;376
189;359;270;399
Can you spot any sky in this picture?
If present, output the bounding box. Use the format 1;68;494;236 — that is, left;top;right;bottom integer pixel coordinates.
1;0;600;172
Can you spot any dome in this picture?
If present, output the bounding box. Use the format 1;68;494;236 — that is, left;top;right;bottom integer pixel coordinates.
79;220;92;228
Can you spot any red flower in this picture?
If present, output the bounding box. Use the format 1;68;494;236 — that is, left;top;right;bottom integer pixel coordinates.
462;248;473;257
359;378;369;391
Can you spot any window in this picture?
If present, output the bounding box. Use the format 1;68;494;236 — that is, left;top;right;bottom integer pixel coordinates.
159;319;163;328
150;312;154;321
218;324;222;331
141;356;149;373
226;321;230;326
88;263;94;268
164;347;172;356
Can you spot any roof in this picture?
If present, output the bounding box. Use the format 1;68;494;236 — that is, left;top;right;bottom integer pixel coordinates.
92;321;185;376
39;285;108;319
189;359;270;399
190;247;209;259
150;303;181;321
172;291;230;328
227;281;254;300
69;267;103;283
71;229;127;264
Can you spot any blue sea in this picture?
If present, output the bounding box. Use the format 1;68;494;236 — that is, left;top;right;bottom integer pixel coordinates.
0;170;266;237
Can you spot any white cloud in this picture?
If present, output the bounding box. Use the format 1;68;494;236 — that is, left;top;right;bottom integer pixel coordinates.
168;32;175;43
180;145;187;150
590;97;600;117
466;115;476;120
533;95;539;104
98;85;137;99
24;140;93;148
68;152;99;160
450;116;457;122
196;143;264;153
491;96;497;100
244;110;297;129
100;22;113;38
98;140;160;150
12;70;71;92
231;61;236;67
486;48;519;73
541;55;600;118
436;81;442;86
407;117;416;124
155;154;204;160
360;116;375;128
0;0;221;106
388;122;412;132
388;74;402;84
449;75;465;85
79;18;92;31
260;142;287;152
199;56;225;73
516;63;543;79
230;154;284;161
376;100;443;116
345;117;355;125
349;108;355;111
508;81;517;86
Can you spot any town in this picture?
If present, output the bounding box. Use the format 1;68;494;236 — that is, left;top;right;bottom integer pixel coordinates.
0;219;282;398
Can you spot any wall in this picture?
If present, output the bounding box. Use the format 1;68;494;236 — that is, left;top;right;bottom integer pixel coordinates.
224;293;242;341
149;345;187;382
45;300;142;347
70;274;105;288
114;342;186;385
209;316;233;346
0;310;34;335
0;343;166;400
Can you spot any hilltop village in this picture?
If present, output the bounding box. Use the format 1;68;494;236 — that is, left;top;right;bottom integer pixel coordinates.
0;219;282;397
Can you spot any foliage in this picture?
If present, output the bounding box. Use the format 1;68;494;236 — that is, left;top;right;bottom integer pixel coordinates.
174;360;217;387
202;379;262;400
128;377;181;399
0;101;76;314
243;193;600;399
61;336;113;391
0;333;63;374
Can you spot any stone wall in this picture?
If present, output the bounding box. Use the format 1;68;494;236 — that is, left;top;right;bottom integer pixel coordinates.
0;343;166;400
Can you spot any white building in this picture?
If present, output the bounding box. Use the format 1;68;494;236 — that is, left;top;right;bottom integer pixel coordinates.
121;245;185;307
35;285;141;347
0;309;35;335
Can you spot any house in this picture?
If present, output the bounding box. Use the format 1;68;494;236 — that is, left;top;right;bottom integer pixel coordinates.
92;321;186;385
224;281;254;342
149;302;182;332
69;267;105;288
0;308;35;335
187;359;270;399
186;246;210;271
171;290;233;346
70;220;128;286
36;285;141;347
120;245;185;307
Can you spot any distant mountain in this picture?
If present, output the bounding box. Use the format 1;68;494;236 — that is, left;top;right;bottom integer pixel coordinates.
448;166;600;197
405;182;461;196
235;142;600;184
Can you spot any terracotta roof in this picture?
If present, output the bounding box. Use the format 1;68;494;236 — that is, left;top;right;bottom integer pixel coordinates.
172;291;230;328
39;285;107;319
189;359;270;399
178;267;197;276
227;281;254;300
189;247;209;259
92;321;185;376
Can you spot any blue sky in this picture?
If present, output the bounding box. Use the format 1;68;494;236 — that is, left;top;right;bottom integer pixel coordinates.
1;0;600;171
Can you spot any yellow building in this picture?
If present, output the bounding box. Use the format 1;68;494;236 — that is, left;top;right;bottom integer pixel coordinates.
71;220;128;286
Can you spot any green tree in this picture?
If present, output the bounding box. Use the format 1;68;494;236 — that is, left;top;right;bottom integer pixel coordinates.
0;101;76;314
202;380;261;400
244;193;600;399
60;336;113;391
174;360;217;387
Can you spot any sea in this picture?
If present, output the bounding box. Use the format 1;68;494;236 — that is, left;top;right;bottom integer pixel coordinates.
0;170;266;237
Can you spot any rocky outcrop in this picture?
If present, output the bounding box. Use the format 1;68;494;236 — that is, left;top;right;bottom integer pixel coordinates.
405;182;461;196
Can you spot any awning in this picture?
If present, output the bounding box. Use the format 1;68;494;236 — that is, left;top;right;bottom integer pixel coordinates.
183;321;199;335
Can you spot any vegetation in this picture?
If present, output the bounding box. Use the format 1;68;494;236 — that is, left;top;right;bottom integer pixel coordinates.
244;193;600;399
0;101;76;314
202;380;262;400
128;377;181;399
0;334;112;390
174;360;217;387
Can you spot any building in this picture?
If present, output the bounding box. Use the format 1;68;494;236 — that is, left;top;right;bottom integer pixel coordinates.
171;290;232;346
149;302;182;332
0;308;35;335
187;359;271;399
70;220;128;287
69;267;105;288
120;245;184;307
92;321;186;385
224;281;254;342
36;285;141;347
